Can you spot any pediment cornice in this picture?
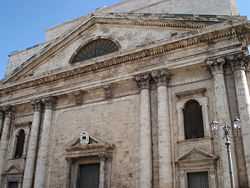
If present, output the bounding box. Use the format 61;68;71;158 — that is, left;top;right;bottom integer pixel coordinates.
176;148;218;164
64;135;115;160
2;13;247;85
0;19;249;96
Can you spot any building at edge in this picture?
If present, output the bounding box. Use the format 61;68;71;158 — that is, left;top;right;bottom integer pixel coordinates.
0;0;250;187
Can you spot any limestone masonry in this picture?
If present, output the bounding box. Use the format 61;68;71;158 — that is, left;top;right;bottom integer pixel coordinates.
0;0;250;188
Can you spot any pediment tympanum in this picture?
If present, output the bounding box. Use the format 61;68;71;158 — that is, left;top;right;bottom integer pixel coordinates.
4;165;23;175
177;148;218;164
64;134;115;160
2;12;239;86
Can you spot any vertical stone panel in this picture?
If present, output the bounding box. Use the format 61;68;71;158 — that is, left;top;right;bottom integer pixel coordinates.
0;108;4;140
23;100;42;188
33;96;56;188
135;73;152;188
0;106;13;185
152;69;173;188
227;53;250;187
224;62;248;187
207;58;239;188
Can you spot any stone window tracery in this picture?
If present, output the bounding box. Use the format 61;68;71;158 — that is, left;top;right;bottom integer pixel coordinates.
71;39;119;63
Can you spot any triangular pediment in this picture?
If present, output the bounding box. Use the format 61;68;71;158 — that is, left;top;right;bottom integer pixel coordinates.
2;12;242;86
177;148;218;163
65;135;115;152
5;165;23;175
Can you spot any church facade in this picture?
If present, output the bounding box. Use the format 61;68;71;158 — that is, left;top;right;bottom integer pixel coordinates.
0;0;250;188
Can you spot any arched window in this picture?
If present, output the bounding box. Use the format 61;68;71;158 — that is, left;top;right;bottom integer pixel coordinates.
71;39;119;63
14;129;25;158
183;100;204;139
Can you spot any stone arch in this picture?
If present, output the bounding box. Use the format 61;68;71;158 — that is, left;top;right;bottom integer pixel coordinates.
70;38;119;64
183;99;204;139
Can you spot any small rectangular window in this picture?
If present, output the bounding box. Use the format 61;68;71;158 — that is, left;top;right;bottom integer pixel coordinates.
77;163;100;188
187;172;209;188
7;182;18;188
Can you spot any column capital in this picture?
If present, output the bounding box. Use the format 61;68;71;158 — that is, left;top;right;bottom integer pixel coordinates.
31;99;42;112
134;73;151;91
42;96;56;110
226;52;249;71
206;57;225;75
98;152;112;161
2;105;14;118
151;69;170;86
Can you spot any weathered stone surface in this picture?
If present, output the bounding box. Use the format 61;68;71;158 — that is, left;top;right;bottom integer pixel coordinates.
102;0;237;15
0;0;250;188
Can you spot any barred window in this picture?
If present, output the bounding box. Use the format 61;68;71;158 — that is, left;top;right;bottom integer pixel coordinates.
71;39;119;63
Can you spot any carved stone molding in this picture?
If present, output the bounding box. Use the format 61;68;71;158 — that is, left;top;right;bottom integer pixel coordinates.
31;99;42;112
2;105;14;118
206;57;225;75
151;69;170;86
42;96;57;110
103;85;112;99
226;52;250;71
134;73;151;91
72;91;83;105
175;88;206;99
1;22;242;96
98;151;112;161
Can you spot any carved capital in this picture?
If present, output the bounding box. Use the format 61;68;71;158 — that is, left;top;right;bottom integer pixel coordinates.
134;73;151;91
226;52;249;71
2;105;14;118
72;91;83;105
31;99;42;112
42;96;56;110
151;69;170;86
98;152;112;161
207;57;225;75
103;85;112;99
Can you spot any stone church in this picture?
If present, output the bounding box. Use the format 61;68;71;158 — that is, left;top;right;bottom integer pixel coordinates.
0;0;250;187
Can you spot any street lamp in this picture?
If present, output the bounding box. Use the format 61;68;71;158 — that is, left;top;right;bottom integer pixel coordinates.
210;117;241;188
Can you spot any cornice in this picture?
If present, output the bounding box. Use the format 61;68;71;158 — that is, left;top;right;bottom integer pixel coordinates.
2;14;246;85
0;20;249;96
0;24;243;96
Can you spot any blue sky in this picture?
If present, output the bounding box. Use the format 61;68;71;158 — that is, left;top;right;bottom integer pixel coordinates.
0;0;249;79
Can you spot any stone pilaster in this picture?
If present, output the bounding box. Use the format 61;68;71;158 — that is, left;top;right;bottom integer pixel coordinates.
0;106;13;185
34;96;56;188
0;108;4;140
99;152;107;188
151;69;173;188
135;73;152;188
22;99;43;188
207;58;239;188
227;52;250;186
